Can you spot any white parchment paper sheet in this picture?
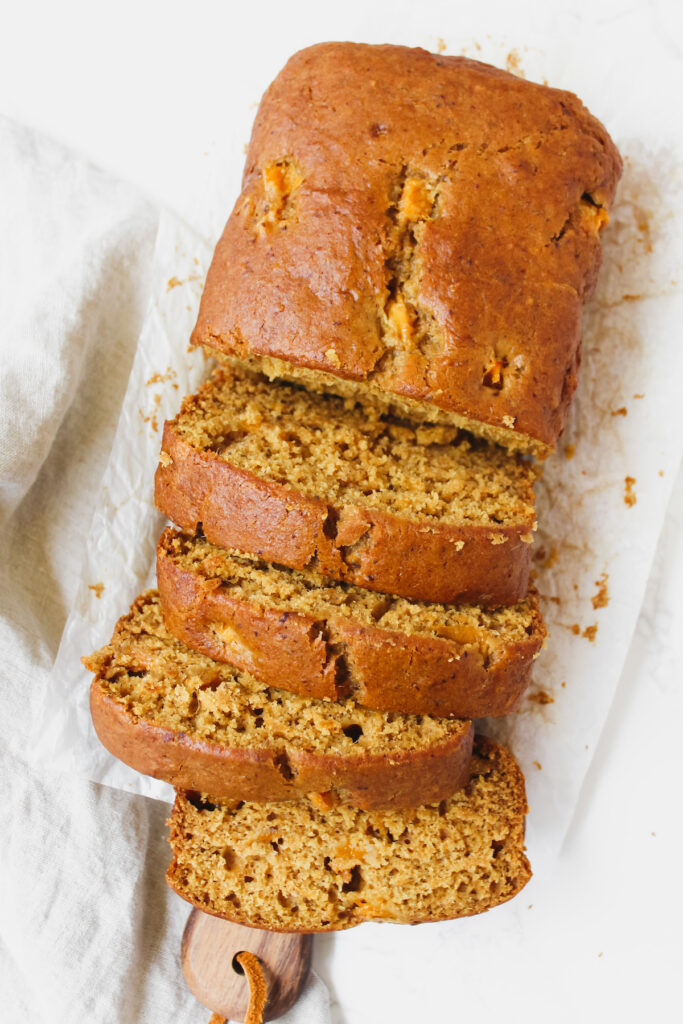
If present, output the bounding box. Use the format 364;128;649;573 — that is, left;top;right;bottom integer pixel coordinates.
37;35;683;876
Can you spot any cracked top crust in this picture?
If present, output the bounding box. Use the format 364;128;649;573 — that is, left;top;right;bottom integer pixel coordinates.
192;42;622;455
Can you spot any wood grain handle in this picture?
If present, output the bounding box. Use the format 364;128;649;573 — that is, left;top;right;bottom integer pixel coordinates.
182;909;312;1022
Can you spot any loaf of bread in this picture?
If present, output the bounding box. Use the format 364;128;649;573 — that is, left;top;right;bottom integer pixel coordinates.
82;44;618;950
157;528;545;718
167;737;530;931
191;42;622;455
84;591;474;810
155;364;537;606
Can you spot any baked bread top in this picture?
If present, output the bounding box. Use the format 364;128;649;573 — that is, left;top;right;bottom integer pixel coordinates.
192;42;622;455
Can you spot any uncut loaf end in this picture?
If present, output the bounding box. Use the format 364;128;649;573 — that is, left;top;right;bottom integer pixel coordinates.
191;42;622;455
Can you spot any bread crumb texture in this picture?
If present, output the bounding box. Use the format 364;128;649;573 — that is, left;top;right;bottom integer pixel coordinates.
85;592;470;759
167;738;531;930
164;529;543;648
172;365;537;528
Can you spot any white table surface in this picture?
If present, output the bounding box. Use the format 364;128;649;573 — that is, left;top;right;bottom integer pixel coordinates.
2;1;682;1020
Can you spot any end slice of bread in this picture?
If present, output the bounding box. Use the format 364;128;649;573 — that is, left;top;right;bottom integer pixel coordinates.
84;591;474;810
166;737;531;931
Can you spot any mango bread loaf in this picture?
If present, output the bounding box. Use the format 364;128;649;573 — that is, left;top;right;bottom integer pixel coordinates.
84;591;474;810
191;42;622;456
167;737;530;931
155;365;537;606
158;528;546;718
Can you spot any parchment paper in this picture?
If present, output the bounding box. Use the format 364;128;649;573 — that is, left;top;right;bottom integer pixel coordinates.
36;47;683;871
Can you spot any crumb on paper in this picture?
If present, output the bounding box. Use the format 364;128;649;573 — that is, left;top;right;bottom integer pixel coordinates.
569;623;581;635
624;476;637;507
529;690;554;705
146;368;177;387
534;546;558;570
88;583;105;599
621;294;642;302
611;406;627;417
243;143;248;154
533;760;542;770
591;572;610;610
549;595;560;605
659;470;664;476
564;443;576;460
582;623;598;642
139;408;159;432
166;271;204;293
437;37;447;54
505;49;524;76
633;393;644;399
561;681;566;688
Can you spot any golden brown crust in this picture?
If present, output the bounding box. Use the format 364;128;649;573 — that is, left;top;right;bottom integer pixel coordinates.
155;419;533;606
86;592;474;810
191;42;622;453
90;683;474;810
166;736;531;931
157;530;545;718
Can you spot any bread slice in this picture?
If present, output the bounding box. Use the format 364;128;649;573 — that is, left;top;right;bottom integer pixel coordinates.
157;528;546;719
191;43;622;456
154;364;537;607
84;591;474;810
166;737;530;931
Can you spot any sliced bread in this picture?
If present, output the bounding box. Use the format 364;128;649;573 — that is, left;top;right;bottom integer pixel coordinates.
155;364;537;606
84;592;474;810
167;737;531;931
157;528;546;718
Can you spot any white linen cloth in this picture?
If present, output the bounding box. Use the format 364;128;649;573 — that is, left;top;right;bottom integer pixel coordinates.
0;116;329;1024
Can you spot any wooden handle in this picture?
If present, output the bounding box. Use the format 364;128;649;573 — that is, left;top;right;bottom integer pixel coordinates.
181;909;312;1022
